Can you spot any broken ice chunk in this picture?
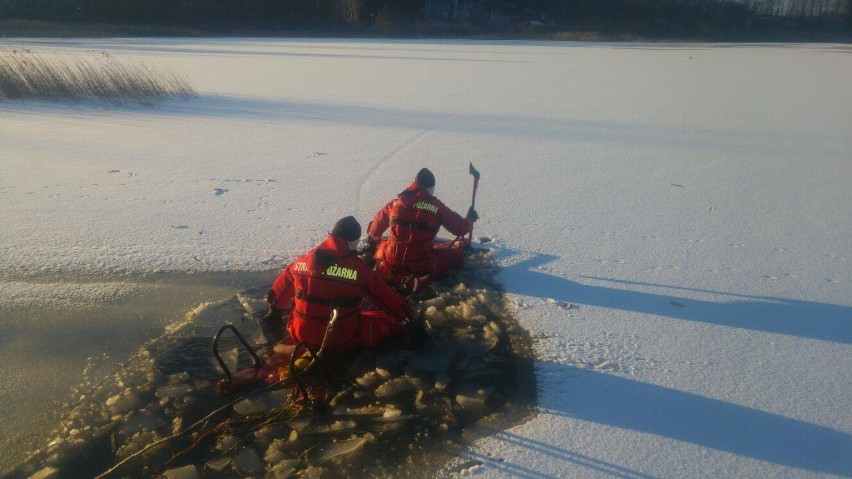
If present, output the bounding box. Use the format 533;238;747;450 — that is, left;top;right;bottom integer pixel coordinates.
356;371;385;389
232;394;280;416
234;448;264;475
434;374;450;391
302;466;326;479
216;435;240;452
105;390;141;414
332;405;385;417
264;439;287;464
415;391;454;417
28;467;59;479
374;377;414;398
454;383;495;423
330;419;357;431
461;302;474;320
382;406;402;418
237;292;266;318
155;383;192;400
310;434;374;463
371;406;415;423
421;296;446;309
424;305;449;327
168;372;190;383
162;465;199;479
486;320;504;337
270;459;300;477
288;415;313;431
205;457;230;472
370;421;407;434
120;410;165;435
255;422;289;441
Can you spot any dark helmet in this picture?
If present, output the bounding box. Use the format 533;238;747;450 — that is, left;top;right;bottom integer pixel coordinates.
331;216;361;242
415;168;435;189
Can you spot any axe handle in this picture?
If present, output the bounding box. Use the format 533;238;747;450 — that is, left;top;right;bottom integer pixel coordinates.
468;178;479;244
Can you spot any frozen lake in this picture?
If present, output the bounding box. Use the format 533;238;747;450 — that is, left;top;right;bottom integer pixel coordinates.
1;38;850;477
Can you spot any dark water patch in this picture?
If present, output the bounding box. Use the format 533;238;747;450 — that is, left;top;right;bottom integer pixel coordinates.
6;249;537;479
0;271;276;477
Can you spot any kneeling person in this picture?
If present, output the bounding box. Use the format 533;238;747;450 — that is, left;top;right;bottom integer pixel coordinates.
265;216;413;352
367;168;478;290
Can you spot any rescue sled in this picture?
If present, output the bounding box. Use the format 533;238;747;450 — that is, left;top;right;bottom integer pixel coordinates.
213;310;342;398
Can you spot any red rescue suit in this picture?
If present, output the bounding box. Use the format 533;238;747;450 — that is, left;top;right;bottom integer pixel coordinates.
268;234;412;352
368;181;473;282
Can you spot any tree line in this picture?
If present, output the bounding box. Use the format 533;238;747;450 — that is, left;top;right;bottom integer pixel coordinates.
1;0;849;39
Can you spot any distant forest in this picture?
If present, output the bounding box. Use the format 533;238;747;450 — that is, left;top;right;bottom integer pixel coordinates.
1;0;849;40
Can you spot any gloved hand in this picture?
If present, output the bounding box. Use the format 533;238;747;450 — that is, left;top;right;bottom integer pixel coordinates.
263;307;283;323
466;207;479;222
260;307;285;345
359;237;379;266
365;237;378;256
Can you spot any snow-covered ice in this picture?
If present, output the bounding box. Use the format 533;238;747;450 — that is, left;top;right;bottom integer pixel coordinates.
1;38;850;477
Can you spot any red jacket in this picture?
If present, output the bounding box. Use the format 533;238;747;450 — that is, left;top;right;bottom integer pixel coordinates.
368;181;473;274
268;234;411;351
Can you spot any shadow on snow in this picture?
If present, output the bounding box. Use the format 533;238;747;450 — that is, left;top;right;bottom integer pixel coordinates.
531;365;852;477
497;250;851;345
459;428;656;479
1;94;833;157
457;364;851;478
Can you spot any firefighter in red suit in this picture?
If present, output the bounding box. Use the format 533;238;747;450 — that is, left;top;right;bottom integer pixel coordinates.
264;216;413;352
367;168;478;289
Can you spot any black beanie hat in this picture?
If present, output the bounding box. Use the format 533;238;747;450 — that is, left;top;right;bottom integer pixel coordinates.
331;216;361;241
415;168;435;188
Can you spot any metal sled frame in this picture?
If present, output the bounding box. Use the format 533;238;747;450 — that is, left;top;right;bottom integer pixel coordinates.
212;323;262;385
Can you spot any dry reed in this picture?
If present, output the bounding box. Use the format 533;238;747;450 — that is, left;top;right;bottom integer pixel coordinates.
0;49;196;102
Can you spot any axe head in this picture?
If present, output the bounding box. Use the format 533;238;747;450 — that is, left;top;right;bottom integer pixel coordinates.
469;162;480;181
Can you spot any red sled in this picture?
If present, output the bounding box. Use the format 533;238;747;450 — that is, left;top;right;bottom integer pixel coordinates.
212;324;299;395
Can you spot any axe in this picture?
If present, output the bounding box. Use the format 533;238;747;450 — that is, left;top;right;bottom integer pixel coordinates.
467;162;480;245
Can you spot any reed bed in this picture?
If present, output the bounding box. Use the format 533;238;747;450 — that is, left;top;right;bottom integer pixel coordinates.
0;49;196;101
